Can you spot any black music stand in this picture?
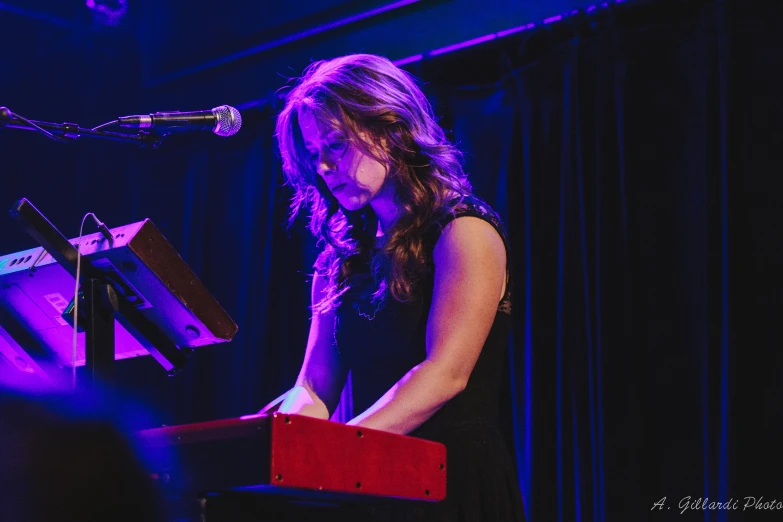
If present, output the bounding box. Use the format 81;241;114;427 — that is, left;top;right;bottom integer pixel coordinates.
0;198;237;390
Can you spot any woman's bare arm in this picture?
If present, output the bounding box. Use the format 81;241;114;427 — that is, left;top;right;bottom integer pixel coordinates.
347;216;506;434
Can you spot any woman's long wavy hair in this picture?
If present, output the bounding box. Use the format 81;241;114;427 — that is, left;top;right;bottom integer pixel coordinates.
275;54;472;312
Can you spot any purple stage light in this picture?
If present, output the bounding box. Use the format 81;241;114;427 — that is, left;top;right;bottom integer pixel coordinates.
497;23;536;38
430;34;497;56
149;0;421;86
86;0;128;26
393;54;424;66
388;0;631;68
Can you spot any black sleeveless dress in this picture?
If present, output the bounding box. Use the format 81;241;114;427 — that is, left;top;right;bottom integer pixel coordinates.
334;195;527;522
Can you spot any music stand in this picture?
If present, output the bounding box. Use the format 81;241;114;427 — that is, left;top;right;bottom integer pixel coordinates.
0;198;238;389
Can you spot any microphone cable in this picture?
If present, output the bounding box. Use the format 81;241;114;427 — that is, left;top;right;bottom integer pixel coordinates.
91;120;119;132
71;212;114;390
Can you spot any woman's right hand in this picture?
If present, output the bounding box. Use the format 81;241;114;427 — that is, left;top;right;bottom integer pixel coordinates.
277;385;330;420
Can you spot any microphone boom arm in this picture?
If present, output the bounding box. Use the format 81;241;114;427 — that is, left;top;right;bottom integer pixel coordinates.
0;107;164;148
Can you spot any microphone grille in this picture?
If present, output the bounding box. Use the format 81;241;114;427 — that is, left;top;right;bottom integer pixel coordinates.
212;105;242;137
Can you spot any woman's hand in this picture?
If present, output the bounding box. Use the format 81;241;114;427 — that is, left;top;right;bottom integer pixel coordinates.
278;385;331;420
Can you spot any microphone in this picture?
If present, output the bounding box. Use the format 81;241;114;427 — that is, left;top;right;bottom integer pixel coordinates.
117;105;242;137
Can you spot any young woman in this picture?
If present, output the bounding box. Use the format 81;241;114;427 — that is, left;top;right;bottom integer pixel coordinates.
273;53;525;521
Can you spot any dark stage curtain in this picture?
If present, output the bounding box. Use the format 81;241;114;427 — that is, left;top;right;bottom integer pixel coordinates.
422;2;734;519
14;1;773;520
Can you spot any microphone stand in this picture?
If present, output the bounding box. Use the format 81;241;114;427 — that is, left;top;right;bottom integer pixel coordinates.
0;106;164;149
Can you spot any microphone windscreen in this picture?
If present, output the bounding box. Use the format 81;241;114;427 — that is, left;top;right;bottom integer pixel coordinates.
212;105;242;137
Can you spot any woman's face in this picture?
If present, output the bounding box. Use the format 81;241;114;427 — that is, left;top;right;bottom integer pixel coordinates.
299;110;390;212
